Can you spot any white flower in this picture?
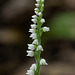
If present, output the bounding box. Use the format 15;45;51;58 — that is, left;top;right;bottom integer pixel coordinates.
31;24;37;29
41;0;44;2
35;11;38;15
35;3;39;7
32;15;37;19
43;27;50;32
32;39;38;45
34;8;39;11
30;33;37;39
38;12;42;16
42;4;44;7
26;70;34;75
29;29;35;33
30;64;37;70
27;51;34;57
36;0;40;3
37;45;44;51
28;44;35;50
41;18;45;23
31;19;37;24
40;58;48;65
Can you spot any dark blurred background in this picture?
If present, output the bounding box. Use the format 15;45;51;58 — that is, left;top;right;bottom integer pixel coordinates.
0;0;75;75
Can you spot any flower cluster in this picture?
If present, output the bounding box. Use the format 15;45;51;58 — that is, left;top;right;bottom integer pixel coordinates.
26;64;37;75
26;0;50;75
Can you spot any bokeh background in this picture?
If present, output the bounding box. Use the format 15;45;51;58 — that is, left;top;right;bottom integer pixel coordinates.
0;0;75;75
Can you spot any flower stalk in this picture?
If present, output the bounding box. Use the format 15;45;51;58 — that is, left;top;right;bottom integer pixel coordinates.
26;0;50;75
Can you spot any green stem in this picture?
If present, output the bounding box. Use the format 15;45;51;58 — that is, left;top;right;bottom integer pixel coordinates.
34;0;44;75
35;51;41;75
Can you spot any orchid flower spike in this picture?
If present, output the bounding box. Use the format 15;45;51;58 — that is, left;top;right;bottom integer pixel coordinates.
26;0;50;75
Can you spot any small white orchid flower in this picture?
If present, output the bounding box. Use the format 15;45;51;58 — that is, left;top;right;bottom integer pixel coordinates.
26;70;34;75
30;33;37;39
43;27;50;32
40;58;48;65
27;51;34;57
28;44;35;50
37;45;44;51
30;64;37;70
41;18;45;23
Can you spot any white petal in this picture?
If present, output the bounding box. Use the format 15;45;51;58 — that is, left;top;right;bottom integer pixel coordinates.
35;11;38;15
42;4;44;7
34;8;39;11
36;0;40;3
26;70;34;75
41;18;45;23
43;27;50;32
27;51;34;57
30;64;37;70
37;45;44;51
32;39;38;45
37;12;42;16
32;15;37;19
31;24;37;29
40;58;48;65
35;3;39;7
28;44;35;50
29;29;35;33
41;0;44;2
30;33;37;39
31;19;37;23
